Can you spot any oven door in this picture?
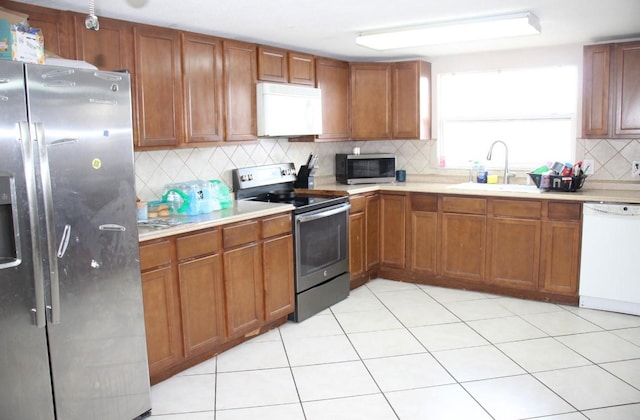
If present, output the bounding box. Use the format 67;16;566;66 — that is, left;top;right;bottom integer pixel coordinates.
294;202;349;292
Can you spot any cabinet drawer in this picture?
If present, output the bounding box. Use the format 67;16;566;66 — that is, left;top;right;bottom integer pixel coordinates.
139;240;172;271
442;196;487;215
262;213;292;238
176;229;220;261
548;202;582;221
350;195;365;213
492;199;542;219
223;221;259;248
411;194;437;212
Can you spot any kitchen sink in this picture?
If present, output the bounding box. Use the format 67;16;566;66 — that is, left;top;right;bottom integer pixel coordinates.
447;182;541;193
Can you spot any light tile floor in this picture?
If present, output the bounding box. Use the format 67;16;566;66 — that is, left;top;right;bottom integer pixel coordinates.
149;278;640;419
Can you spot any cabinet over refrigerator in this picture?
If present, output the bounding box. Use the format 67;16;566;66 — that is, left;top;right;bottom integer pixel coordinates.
0;61;151;419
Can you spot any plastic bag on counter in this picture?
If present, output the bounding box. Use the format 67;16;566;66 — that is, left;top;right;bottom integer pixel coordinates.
162;180;232;215
209;180;232;210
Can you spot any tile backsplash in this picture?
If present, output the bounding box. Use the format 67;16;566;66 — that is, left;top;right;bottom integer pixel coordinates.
134;137;638;201
134;138;438;201
577;138;640;181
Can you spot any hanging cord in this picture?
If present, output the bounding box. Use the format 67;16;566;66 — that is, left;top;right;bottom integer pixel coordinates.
85;0;100;31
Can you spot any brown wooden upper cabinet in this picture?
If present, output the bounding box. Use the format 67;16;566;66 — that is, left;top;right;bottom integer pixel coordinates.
134;27;244;148
72;14;134;71
133;25;184;149
583;41;640;138
288;51;315;85
315;57;350;141
257;46;315;85
257;46;288;83
223;40;258;142
350;62;393;140
181;33;225;145
350;60;431;140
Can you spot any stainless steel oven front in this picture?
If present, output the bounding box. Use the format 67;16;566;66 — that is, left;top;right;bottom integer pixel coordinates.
292;201;350;321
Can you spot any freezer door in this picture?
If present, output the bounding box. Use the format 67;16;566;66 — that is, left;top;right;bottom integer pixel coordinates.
25;64;151;419
0;61;56;419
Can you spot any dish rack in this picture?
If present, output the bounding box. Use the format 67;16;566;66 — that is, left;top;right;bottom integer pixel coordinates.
528;173;587;192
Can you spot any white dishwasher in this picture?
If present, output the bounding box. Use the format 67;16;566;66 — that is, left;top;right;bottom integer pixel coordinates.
579;202;640;316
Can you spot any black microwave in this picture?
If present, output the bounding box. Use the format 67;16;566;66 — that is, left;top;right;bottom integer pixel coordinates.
335;153;396;185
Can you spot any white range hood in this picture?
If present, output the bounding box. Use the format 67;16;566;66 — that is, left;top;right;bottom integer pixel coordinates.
256;82;323;137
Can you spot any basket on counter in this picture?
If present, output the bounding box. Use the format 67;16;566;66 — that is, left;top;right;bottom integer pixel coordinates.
528;173;587;192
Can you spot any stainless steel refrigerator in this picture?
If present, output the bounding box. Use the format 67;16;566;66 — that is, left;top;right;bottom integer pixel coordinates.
0;61;151;419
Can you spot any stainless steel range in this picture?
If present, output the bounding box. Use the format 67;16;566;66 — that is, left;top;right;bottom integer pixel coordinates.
233;162;350;322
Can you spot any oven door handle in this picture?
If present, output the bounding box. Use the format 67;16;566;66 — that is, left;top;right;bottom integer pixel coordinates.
296;204;350;223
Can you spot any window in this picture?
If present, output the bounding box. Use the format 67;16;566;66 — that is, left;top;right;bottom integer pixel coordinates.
437;66;577;170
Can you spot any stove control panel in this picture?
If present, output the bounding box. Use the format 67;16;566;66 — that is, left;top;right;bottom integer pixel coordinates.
232;162;297;192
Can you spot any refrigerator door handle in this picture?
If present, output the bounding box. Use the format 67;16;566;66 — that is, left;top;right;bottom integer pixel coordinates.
99;224;126;232
19;121;47;328
33;122;61;325
56;224;71;258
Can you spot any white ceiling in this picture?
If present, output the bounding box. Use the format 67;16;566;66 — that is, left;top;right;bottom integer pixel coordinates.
12;0;640;60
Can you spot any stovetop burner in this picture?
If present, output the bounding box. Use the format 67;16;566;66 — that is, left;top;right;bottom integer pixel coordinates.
251;193;347;214
233;163;349;214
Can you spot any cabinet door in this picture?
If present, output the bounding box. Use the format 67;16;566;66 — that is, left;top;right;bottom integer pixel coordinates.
488;218;540;289
349;212;365;280
441;213;486;282
73;14;133;71
365;194;381;270
263;235;295;321
614;41;640;137
182;33;225;144
540;220;581;295
178;255;225;357
289;52;315;85
133;25;183;148
392;61;431;139
410;211;438;276
409;194;438;276
141;266;183;378
350;63;392;140
223;243;264;338
582;44;612;137
380;194;405;268
257;46;288;83
223;40;258;142
316;57;350;140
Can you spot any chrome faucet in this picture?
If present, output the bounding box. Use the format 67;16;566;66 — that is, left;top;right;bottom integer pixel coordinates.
486;140;514;184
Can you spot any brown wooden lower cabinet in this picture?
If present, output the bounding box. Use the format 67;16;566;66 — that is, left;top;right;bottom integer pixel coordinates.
380;193;406;269
540;203;582;294
139;211;294;384
440;196;487;282
348;193;380;288
139;240;182;379
358;191;581;305
366;194;381;270
176;229;225;358
349;210;365;280
487;199;542;290
178;254;225;357
263;234;295;321
223;243;264;338
409;193;438;276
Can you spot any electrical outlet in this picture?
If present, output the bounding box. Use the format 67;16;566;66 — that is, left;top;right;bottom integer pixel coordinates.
583;159;595;175
632;160;640;178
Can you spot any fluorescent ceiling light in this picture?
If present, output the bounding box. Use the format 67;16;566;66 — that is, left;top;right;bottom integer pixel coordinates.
356;12;541;50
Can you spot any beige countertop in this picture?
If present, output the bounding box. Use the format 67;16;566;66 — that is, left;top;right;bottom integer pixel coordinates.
309;178;640;204
138;200;294;242
138;176;640;242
